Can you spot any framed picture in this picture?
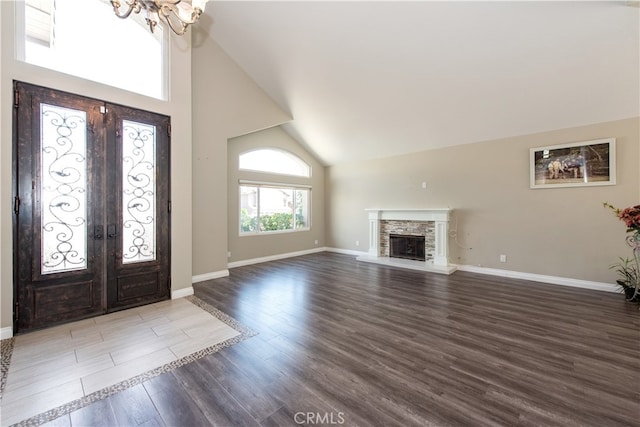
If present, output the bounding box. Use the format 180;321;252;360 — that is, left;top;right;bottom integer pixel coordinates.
530;138;616;189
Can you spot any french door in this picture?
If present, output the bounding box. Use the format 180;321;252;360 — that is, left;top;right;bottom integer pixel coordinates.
13;82;171;333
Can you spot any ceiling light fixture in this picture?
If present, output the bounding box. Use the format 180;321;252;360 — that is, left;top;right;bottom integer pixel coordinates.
110;0;209;36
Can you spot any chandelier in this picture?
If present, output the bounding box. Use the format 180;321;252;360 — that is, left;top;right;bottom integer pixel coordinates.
110;0;209;36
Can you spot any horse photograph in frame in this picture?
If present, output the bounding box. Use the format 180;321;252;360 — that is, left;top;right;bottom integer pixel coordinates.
529;138;616;189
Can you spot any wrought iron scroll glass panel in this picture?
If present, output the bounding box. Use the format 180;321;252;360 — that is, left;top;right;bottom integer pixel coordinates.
15;82;172;332
40;103;88;274
122;120;157;264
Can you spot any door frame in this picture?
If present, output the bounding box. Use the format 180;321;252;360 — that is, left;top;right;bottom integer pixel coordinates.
12;81;172;334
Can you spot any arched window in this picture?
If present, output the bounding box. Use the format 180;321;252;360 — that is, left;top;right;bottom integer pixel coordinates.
238;148;311;235
239;149;311;177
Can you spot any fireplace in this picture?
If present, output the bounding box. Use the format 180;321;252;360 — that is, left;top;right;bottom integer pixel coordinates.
379;220;434;260
389;234;426;261
357;208;457;274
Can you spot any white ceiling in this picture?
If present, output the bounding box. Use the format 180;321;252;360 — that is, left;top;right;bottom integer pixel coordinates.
208;1;640;166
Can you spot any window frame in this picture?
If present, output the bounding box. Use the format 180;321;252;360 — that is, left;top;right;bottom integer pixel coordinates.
15;0;169;100
239;181;312;236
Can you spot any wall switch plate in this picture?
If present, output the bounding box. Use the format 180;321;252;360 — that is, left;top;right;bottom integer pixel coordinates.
499;254;507;263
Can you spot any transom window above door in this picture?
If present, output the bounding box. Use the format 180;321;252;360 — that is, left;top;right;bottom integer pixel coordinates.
19;0;167;100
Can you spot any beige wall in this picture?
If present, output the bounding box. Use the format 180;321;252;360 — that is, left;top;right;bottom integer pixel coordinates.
2;1;637;334
326;117;639;283
227;126;325;262
0;1;193;332
191;35;291;277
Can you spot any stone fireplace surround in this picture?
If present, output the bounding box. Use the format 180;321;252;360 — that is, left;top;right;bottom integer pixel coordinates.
357;208;457;274
381;221;434;260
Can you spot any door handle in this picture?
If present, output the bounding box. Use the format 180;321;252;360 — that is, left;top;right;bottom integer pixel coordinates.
107;224;117;239
94;225;104;240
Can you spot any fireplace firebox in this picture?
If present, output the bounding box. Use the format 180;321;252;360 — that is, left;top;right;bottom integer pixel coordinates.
359;208;456;274
389;234;426;261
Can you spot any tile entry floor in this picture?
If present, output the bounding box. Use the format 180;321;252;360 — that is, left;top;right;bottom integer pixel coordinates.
1;297;243;426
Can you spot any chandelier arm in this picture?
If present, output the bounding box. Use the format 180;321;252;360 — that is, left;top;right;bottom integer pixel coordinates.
157;2;203;35
161;2;203;24
111;0;142;19
159;12;189;36
111;0;206;35
145;17;159;33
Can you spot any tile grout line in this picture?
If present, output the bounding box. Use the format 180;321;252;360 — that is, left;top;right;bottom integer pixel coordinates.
79;376;88;399
0;337;15;398
3;296;258;427
9;333;257;427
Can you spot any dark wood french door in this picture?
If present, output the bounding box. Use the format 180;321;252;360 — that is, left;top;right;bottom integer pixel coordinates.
13;82;171;333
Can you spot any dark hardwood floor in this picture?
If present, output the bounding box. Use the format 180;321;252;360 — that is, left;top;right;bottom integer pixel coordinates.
45;252;639;426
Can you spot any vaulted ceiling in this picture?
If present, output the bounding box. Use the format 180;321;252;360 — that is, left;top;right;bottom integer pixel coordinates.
208;1;639;166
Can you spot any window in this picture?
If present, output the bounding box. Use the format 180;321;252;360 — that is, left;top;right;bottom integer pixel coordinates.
238;149;311;235
239;149;311;177
240;184;310;234
19;0;166;100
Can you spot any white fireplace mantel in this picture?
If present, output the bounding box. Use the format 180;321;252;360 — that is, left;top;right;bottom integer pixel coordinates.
366;208;451;223
357;208;457;274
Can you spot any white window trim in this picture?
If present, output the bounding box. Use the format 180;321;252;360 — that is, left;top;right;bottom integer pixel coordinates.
239;182;312;236
239;180;312;189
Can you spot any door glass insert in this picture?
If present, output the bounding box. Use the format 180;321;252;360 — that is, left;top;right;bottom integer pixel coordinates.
122;120;157;264
16;82;172;332
40;103;88;274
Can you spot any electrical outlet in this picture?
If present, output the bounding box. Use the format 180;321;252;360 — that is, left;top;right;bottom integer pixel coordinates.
355;240;360;246
314;240;319;245
499;254;507;263
227;251;231;258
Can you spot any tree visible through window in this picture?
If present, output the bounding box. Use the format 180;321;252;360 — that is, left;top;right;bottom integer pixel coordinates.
238;149;311;235
240;185;310;234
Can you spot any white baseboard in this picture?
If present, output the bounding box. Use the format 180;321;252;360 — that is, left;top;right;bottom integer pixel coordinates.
228;247;326;269
199;248;618;295
171;286;194;299
191;270;230;284
325;247;368;257
325;249;616;293
1;326;13;340
457;265;619;294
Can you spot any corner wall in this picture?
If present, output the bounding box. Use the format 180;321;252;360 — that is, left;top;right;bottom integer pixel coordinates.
191;36;291;278
326;117;639;284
